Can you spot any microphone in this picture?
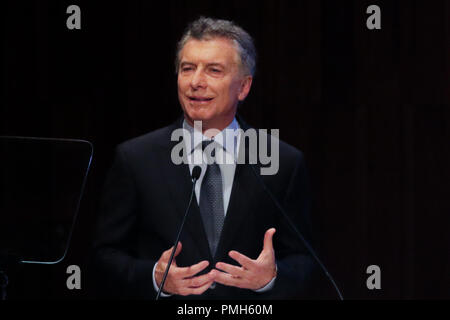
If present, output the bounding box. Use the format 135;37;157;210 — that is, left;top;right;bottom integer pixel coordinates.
191;166;202;182
249;164;344;300
156;165;202;300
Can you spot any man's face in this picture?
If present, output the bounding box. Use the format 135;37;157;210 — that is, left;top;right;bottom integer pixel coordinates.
177;37;252;131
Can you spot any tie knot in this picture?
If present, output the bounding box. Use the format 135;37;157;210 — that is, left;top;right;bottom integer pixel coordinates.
202;139;214;150
202;139;217;161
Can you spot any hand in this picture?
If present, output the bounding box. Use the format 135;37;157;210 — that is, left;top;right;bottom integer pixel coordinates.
155;242;214;296
212;228;277;290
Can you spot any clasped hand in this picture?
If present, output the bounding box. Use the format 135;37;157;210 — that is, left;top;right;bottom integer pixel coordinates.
154;228;277;296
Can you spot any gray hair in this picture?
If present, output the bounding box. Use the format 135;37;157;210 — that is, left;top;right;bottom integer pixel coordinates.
175;17;256;76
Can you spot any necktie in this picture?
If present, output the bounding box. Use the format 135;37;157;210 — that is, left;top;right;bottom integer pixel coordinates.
199;140;225;257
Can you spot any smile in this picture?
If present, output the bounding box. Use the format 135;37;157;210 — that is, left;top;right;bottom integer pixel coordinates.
188;96;214;103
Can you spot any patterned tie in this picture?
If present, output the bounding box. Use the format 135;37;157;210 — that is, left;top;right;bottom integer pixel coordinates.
199;140;225;257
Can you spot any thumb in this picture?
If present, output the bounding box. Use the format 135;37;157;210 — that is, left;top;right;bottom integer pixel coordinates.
263;228;276;253
173;241;183;258
162;241;183;262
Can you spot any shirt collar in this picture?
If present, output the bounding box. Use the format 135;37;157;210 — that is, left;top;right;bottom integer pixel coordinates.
182;118;240;157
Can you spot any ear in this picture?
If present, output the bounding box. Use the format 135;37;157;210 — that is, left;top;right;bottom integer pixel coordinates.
238;76;253;101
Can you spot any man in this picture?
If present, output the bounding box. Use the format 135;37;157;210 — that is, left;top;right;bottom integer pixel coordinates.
93;17;316;299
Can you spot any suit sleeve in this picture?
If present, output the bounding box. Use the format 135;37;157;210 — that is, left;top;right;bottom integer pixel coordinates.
264;152;318;299
91;146;157;299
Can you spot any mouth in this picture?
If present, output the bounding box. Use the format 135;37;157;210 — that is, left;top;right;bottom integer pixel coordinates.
188;96;214;104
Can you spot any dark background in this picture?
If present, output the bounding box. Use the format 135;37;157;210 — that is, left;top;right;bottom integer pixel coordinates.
1;0;449;299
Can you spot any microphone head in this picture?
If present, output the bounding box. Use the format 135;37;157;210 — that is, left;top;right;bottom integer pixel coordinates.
192;166;202;181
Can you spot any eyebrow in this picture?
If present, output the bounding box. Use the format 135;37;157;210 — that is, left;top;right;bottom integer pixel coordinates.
206;63;225;68
180;62;195;67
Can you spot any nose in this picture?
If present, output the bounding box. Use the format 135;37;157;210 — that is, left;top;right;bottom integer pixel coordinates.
190;68;207;89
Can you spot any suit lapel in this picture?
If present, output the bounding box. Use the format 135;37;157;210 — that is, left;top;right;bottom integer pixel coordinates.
214;162;257;262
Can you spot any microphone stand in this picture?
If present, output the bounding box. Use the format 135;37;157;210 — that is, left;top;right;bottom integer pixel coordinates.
249;163;344;300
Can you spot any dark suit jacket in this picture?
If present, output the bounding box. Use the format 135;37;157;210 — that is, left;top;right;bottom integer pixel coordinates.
92;116;317;299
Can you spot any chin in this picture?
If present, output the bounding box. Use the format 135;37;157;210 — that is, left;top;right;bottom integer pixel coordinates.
185;108;215;123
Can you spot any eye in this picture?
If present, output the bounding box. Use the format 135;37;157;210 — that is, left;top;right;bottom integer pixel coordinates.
181;66;194;72
210;68;222;74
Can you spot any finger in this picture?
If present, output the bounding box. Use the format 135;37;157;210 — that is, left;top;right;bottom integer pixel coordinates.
184;271;215;288
228;250;254;270
173;242;183;258
162;242;183;261
262;228;276;253
186;281;214;295
211;269;244;288
176;260;210;278
215;262;246;278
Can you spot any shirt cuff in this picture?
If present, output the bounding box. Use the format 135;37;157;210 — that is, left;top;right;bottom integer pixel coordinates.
152;262;172;298
253;264;277;293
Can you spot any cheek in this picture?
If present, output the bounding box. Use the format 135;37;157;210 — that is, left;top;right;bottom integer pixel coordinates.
226;81;242;101
217;80;238;97
177;76;189;92
177;80;184;93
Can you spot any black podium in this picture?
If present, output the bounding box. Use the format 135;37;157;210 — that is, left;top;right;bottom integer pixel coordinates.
0;136;93;299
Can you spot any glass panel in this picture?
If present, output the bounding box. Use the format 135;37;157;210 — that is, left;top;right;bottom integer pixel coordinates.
0;136;93;264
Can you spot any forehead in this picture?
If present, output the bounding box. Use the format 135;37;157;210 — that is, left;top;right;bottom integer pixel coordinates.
180;37;240;65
